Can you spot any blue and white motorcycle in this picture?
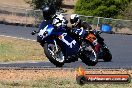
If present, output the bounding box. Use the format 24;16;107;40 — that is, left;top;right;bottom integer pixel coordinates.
31;20;98;67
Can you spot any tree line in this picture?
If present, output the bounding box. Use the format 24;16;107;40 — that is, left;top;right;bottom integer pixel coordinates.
26;0;132;19
75;0;132;19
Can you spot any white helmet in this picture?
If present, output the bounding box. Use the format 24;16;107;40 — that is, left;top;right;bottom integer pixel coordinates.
70;14;80;26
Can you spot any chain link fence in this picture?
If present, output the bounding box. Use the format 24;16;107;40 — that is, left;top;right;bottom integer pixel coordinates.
0;5;36;26
79;15;132;34
0;5;132;34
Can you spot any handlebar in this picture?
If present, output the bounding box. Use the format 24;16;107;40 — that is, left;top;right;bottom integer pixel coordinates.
31;30;38;35
92;29;102;34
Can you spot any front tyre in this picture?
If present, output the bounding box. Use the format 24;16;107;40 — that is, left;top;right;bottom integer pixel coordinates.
81;46;98;66
44;43;65;67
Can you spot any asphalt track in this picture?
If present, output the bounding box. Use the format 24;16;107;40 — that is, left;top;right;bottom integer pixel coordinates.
0;24;132;69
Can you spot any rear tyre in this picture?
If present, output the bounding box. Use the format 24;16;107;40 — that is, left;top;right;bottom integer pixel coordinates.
44;43;65;67
102;48;112;62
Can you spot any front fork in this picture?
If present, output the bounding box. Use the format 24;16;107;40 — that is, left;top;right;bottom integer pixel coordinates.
53;40;59;53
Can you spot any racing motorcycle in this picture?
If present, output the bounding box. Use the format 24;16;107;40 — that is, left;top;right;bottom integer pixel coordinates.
81;29;112;62
90;30;112;62
31;21;98;67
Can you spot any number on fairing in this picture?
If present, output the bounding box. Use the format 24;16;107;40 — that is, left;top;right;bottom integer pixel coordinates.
74;29;84;35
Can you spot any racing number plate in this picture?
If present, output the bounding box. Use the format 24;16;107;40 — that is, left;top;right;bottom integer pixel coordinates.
85;33;96;42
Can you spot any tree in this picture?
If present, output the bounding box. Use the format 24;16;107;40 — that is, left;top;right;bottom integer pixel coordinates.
25;0;62;10
120;1;132;20
75;0;131;18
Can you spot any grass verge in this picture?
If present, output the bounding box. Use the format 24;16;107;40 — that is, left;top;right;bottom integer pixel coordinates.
0;79;131;88
0;36;47;62
0;69;131;88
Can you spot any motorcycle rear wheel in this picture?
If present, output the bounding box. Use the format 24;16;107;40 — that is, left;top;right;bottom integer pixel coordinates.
102;48;112;62
43;43;65;67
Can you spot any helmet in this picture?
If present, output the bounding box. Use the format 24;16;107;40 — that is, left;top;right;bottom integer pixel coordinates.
70;14;80;26
41;5;56;20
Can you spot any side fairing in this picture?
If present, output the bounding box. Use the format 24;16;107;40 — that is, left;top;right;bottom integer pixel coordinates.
58;33;80;56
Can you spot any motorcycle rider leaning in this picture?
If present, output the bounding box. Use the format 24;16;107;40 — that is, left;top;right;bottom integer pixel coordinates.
70;14;92;31
69;14;102;53
32;4;59;44
31;4;54;35
32;4;68;34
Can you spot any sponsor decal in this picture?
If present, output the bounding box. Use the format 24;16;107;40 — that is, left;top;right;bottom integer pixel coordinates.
76;67;131;85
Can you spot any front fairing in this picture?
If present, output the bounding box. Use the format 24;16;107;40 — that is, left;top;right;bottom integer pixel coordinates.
72;28;86;38
37;35;54;44
39;20;52;31
37;24;54;41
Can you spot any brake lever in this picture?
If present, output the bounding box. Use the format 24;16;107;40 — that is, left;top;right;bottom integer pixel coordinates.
94;29;102;34
31;30;37;35
98;30;102;34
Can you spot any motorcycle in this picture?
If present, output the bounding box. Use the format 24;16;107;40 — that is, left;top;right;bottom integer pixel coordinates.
31;21;98;67
84;30;112;62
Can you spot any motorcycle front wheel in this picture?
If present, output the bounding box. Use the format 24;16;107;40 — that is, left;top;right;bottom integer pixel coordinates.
43;43;65;67
80;45;98;66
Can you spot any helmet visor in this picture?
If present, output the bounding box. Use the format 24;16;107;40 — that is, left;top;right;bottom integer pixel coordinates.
70;19;75;24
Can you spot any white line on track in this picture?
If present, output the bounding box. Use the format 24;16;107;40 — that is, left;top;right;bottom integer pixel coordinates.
0;35;36;42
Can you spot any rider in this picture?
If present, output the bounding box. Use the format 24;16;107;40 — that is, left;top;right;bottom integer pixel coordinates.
39;4;56;30
70;14;92;31
32;4;68;42
31;4;55;35
69;14;101;53
31;3;57;44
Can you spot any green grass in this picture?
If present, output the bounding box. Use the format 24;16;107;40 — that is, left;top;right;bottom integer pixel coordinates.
0;78;131;88
0;36;47;62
